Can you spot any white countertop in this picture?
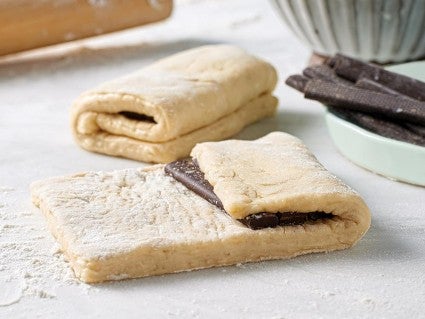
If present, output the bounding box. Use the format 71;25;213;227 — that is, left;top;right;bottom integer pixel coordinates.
1;1;424;318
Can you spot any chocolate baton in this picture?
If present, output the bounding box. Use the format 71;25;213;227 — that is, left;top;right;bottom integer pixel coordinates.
330;54;425;101
354;78;413;99
285;74;309;92
304;79;425;126
329;107;425;146
303;65;352;86
165;159;333;230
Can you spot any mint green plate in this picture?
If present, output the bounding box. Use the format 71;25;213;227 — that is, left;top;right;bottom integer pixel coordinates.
325;61;425;186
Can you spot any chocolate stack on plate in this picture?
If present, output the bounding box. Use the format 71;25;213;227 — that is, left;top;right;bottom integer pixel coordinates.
286;54;425;147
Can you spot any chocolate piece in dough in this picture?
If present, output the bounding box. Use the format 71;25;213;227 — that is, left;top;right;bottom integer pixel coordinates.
240;212;332;230
191;132;370;226
240;213;279;229
118;111;156;123
165;158;334;229
31;132;370;283
165;158;223;210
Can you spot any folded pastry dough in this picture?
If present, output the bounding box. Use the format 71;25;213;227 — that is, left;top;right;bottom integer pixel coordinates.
31;133;370;283
191;132;371;223
71;45;278;163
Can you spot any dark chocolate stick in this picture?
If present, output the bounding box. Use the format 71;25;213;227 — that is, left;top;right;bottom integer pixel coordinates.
304;79;425;126
326;56;337;68
355;78;413;99
240;213;279;230
328;107;425;146
164;158;224;209
240;212;332;230
119;111;156;123
285;74;309;92
327;54;376;81
330;53;425;101
405;123;425;137
303;65;353;86
354;78;425;138
165;159;333;230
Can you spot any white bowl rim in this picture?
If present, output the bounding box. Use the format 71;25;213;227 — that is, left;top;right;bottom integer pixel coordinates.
325;111;425;154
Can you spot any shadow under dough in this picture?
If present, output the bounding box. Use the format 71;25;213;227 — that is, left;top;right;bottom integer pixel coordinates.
95;215;419;289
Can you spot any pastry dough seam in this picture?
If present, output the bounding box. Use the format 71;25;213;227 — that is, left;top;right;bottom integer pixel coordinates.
77;91;274;144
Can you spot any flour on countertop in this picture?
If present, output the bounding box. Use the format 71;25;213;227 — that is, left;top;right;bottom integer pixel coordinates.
0;187;94;307
0;0;424;317
0;276;24;307
228;13;262;29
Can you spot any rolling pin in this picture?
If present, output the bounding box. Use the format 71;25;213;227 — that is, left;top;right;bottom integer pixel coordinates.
0;0;173;56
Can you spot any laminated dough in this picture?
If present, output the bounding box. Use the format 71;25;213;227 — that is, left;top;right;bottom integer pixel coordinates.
31;133;370;283
191;132;371;222
71;45;278;163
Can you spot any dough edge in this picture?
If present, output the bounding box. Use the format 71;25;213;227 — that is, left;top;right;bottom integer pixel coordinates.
31;166;370;284
72;94;277;163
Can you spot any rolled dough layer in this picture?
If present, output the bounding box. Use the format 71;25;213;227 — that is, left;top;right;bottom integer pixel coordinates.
71;45;278;163
191;132;371;224
75;94;277;163
31;165;370;284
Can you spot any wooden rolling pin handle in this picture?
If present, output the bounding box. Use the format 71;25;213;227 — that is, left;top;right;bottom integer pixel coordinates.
0;0;173;56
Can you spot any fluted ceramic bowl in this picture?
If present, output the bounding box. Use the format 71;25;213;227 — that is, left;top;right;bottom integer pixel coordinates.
272;0;425;63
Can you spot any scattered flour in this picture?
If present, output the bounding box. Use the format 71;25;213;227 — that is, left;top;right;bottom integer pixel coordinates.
228;14;262;29
0;277;24;307
0;198;92;308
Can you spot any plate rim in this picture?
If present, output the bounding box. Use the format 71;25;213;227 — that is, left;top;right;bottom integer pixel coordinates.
324;60;425;186
325;111;425;153
326;112;425;186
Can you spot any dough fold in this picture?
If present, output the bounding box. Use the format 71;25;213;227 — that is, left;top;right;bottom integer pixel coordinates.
71;45;278;163
31;141;370;283
191;132;371;232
